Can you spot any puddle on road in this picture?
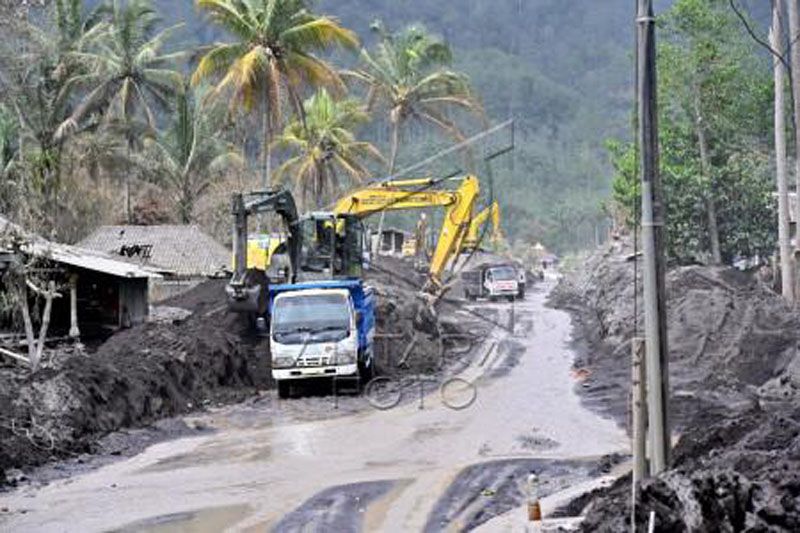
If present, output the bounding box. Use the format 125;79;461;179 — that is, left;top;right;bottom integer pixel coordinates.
138;439;272;474
113;503;251;533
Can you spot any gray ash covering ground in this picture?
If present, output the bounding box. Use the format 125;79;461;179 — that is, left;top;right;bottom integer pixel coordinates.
550;238;800;531
0;258;471;487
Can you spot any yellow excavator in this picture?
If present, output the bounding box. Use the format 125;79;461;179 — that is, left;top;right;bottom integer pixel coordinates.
233;175;480;297
332;175;480;291
464;201;502;251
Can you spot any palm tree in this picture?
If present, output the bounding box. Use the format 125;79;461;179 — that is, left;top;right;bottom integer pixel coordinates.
191;0;358;189
55;0;106;50
59;0;183;135
346;22;484;174
137;84;245;222
272;88;383;209
58;0;184;221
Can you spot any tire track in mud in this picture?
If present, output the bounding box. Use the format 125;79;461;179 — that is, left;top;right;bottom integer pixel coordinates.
273;480;398;533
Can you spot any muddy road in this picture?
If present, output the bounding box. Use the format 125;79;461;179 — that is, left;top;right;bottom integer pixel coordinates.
0;281;628;532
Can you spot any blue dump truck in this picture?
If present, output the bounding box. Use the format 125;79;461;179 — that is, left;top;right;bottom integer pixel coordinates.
268;280;376;398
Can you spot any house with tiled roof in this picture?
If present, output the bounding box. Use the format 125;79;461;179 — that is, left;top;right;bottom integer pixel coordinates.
79;225;230;301
0;215;161;338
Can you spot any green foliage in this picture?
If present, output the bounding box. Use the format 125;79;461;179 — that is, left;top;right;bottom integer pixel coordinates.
0;105;18;177
609;0;774;264
346;21;483;172
7;0;775;260
192;0;357;120
315;0;633;252
136;83;244;222
272;88;384;209
4;0;641;250
58;0;184;141
607;139;638;228
192;0;359;188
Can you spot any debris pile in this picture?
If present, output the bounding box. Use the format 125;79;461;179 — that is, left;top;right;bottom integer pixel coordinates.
550;239;800;530
365;256;475;377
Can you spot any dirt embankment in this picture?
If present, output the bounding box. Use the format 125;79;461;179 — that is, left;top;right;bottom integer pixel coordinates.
0;280;270;485
550;239;800;531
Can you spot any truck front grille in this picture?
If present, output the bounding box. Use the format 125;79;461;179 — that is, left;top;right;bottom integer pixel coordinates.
296;355;332;367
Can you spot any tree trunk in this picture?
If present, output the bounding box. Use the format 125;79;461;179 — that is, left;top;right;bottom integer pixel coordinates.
261;101;271;189
773;0;795;302
33;281;56;371
180;176;192;223
69;273;80;339
15;278;57;372
126;143;132;223
17;279;36;365
692;86;722;265
374;121;400;256
388;119;400;175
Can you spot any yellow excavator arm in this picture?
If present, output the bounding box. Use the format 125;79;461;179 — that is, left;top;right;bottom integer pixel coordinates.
464;201;502;250
333;175;480;288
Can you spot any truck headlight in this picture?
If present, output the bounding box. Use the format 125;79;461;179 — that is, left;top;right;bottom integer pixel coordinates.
273;356;295;368
333;351;356;365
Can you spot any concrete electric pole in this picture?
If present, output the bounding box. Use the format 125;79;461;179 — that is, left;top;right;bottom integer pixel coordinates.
636;0;670;474
772;0;795;304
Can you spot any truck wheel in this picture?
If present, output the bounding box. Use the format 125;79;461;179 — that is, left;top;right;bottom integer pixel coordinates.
277;381;290;399
490;295;498;303
507;295;515;302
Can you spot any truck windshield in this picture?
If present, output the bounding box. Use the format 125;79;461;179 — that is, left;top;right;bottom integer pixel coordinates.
273;293;350;335
491;267;517;281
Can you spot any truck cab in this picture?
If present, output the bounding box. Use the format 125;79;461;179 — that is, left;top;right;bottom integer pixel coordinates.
269;280;375;398
462;263;520;302
484;265;519;301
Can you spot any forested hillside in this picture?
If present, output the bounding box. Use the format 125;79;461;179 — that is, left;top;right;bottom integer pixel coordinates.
91;0;639;251
150;0;768;252
201;0;635;251
1;0;769;252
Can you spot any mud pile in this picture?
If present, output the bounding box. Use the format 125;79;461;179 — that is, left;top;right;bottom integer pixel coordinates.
0;280;269;484
365;256;474;377
551;239;800;530
550;239;800;428
577;404;800;531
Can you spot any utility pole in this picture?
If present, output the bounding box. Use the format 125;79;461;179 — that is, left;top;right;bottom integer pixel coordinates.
773;0;795;304
787;1;800;264
636;0;670;474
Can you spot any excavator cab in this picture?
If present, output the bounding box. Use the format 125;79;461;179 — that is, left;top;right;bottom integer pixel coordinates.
298;213;365;279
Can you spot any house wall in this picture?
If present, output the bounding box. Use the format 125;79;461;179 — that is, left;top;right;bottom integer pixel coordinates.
149;277;204;303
